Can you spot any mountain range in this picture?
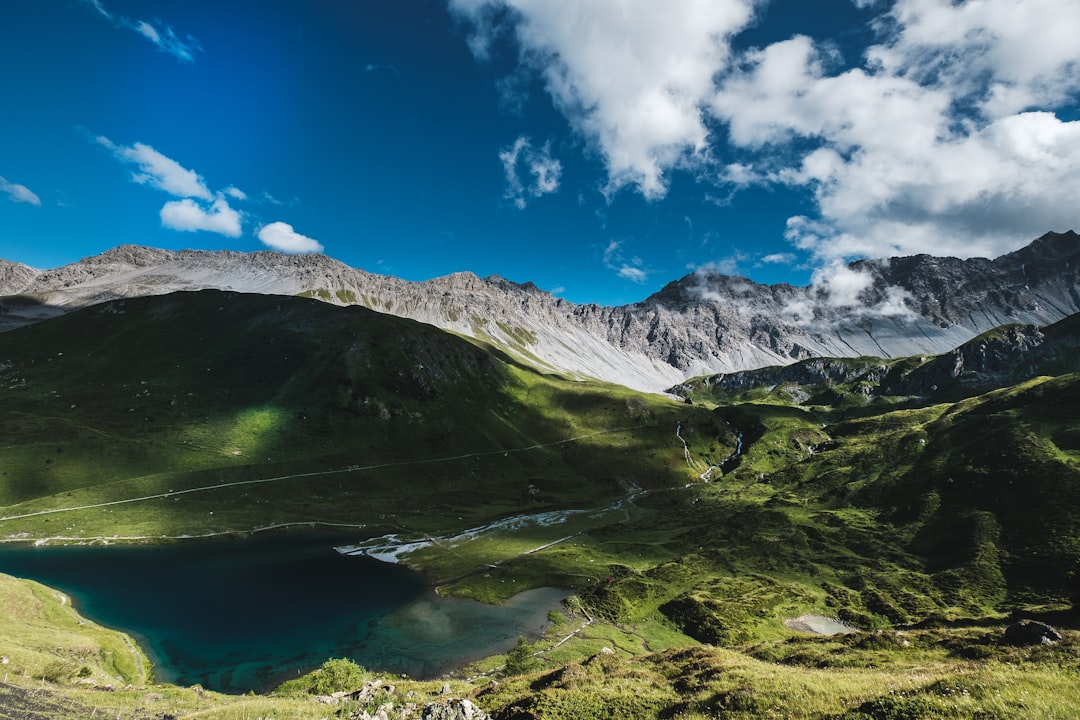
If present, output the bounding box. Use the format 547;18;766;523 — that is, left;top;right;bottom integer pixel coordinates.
2;230;1079;391
2;233;1080;718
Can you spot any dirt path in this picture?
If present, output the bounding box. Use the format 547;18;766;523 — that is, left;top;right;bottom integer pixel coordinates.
0;427;637;527
4;520;373;546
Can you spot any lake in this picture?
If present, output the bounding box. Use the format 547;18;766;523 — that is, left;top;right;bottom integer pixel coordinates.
0;532;567;693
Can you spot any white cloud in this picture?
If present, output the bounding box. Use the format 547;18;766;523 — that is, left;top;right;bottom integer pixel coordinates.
98;136;213;200
810;260;873;308
602;239;650;283
874;0;1080;117
84;0;111;21
760;252;796;265
96;135;250;238
0;176;41;206
694;255;746;278
710;1;1080;264
451;0;761;199
257;222;324;254
780;260;916;325
80;0;201;63
455;0;1080;269
161;197;242;237
135;21;161;45
618;266;648;283
499;136;561;208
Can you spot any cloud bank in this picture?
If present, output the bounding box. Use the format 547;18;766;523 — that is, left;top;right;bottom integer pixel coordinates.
452;0;759;200
452;0;1080;267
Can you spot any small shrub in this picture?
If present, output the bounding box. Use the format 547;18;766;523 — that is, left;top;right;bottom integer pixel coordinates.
847;694;939;720
503;636;540;677
306;658;365;695
708;687;769;714
42;660;80;684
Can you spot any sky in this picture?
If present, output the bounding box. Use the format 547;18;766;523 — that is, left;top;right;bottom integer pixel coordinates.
2;0;1080;306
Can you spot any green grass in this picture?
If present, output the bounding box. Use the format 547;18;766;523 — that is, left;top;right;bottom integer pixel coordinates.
0;572;148;687
1;290;1079;718
0;291;729;558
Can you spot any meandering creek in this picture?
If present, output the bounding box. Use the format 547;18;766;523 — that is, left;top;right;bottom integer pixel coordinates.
0;532;567;693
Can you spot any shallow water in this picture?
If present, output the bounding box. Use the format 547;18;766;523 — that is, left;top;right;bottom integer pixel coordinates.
0;533;566;692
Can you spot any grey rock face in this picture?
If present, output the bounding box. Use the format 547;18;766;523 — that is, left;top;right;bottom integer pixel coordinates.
420;698;490;720
0;259;40;295
3;232;1080;392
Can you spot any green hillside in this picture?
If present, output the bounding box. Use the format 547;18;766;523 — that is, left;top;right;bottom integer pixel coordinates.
0;290;729;587
0;291;1077;719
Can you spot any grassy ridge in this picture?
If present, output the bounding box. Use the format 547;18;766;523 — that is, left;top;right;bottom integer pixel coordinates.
0;290;1078;718
0;290;729;546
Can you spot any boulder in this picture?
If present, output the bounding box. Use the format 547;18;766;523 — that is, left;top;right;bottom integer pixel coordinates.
421;698;491;720
1004;620;1062;645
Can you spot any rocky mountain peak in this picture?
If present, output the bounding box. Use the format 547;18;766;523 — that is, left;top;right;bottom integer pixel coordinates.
0;259;40;295
482;274;544;296
2;231;1079;392
94;244;177;267
426;271;488;292
1005;230;1080;264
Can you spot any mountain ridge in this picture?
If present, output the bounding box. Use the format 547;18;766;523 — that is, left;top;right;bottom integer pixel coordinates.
3;230;1079;391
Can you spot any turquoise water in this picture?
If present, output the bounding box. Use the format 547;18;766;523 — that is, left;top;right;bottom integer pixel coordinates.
0;533;566;693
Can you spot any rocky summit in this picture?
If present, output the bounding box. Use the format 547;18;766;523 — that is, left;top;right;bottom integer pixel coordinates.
2;231;1079;391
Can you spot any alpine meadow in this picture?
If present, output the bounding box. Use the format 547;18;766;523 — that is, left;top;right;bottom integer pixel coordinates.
3;1;1080;718
1;233;1079;719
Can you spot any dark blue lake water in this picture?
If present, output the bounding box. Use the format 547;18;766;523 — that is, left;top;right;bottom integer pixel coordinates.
0;533;566;693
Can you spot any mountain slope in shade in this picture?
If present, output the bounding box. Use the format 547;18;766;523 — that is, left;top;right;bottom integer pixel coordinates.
2;231;1079;391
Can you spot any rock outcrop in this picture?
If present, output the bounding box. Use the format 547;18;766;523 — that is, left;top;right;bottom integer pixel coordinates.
674;315;1080;401
1004;620;1063;645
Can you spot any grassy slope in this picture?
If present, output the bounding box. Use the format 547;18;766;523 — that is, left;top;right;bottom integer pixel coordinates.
1;291;1078;718
0;290;728;553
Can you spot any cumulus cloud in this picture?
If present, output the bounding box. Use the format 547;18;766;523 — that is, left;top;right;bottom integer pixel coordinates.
161;197;242;237
780;260;916;325
80;0;201;62
873;0;1080;117
96;135;246;238
810;261;873;308
0;176;41;206
499;136;561;208
451;0;760;199
454;0;1080;269
710;1;1080;263
257;222;324;254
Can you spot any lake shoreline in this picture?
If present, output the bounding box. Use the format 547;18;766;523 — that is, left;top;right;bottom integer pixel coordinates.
0;530;569;694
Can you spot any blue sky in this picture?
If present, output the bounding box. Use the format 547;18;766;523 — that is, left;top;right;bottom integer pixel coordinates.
2;0;1080;306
